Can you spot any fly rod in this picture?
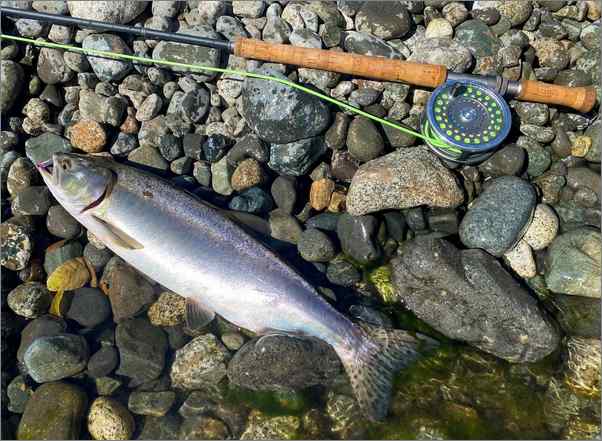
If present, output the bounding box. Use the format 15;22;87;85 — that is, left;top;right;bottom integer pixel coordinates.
0;6;596;113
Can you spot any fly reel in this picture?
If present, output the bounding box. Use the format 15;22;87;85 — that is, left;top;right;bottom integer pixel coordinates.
422;80;512;165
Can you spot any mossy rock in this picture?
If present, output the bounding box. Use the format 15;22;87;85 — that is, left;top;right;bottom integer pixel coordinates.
17;382;88;440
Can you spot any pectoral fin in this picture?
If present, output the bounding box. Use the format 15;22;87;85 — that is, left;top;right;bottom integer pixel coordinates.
91;216;144;250
186;298;215;330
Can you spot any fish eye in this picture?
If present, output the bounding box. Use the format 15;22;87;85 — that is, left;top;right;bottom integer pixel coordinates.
60;159;71;170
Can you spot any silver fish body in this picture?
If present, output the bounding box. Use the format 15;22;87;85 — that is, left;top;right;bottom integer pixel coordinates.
39;153;433;421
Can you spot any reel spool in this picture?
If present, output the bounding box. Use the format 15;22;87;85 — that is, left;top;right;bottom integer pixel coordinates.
422;80;511;165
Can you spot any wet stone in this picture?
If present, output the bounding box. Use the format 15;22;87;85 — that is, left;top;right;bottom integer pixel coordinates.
128;391;176;417
7;282;51;319
17;315;67;363
87;345;119;378
268;137;327;176
336;213;381;264
271;176;297;213
46;205;81;239
83;34;132;82
326;257;361;287
66;287;111;328
1;222;33;271
24;132;72;164
229;187;274;214
87;396;135;441
107;263;155;323
297;228;337;262
7;375;34;413
11;186;51;216
24;333;89;383
346;117;384;162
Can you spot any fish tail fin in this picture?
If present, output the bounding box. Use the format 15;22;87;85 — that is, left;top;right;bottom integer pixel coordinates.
337;323;437;421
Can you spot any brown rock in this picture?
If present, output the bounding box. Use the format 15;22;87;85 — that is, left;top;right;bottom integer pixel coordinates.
310;178;335;211
231;158;264;191
108;263;155;322
70;120;107;153
328;191;346;213
119;108;139;134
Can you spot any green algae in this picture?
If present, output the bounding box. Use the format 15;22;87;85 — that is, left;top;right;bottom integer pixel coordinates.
225;387;314;417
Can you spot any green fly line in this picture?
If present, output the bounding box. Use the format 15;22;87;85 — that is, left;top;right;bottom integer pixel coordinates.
0;33;459;152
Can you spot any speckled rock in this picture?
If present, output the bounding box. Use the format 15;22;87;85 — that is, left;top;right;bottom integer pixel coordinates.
459;176;536;256
11;186;51;216
240;410;300;440
503;239;536;279
531;38;569;70
545;228;601;298
88;396;135;440
7;375;34;413
37;48;73;84
179;415;229;440
7;282;51;319
297;228;336;262
67;1;147;24
346;117;384;162
147;291;186;327
409;38;472;73
69;119;107;153
523;204;559;251
231;158;265;191
241;67;330;144
268;137;327;176
171;334;231;390
346;147;464;215
25;132;72;164
355;1;411;40
1;222;32;271
17;382;88;440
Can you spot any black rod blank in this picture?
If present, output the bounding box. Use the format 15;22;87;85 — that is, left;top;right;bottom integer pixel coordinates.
0;6;234;52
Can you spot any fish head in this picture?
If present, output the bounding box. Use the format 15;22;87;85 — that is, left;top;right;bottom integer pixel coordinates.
37;152;116;214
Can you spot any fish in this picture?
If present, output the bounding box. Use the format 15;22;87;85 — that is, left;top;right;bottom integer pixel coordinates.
38;152;436;421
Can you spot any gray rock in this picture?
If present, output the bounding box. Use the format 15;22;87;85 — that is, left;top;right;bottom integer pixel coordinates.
179;88;210;123
193;161;212;187
82;34;132;81
520;124;555;144
171;334;231;390
87;346;119;378
233;0;266;18
346;117;384;162
0;60;24;112
478;144;526;178
83;242;112;272
409;38;473;73
336;213;381;264
241;67;330;144
66;287;111;328
325;112;350;150
268;137;326;176
24;334;89;382
346;147;464;216
128;391;176;417
11;186;51;216
545;228;600;298
79;90;127;126
128;146;169;172
110;132;138;156
37;48;73;84
270;176;296;213
17;315;67;363
107;263;155;322
67;1;147;23
269;210;303;244
297;228;336;262
153;25;222;82
355;1;411;40
115;318;168;387
24;132;72;164
391;237;560;362
514;102;549;125
455;19;501;57
343;31;401;58
16;382;87;440
216;16;249;41
551;294;600;338
531;38;569;70
229;187;273;214
7;282;51;319
584;119;600;163
136;93;162;122
228;335;341;391
211;156;234;195
43;240;83;276
46;205;80;239
263;15;291;43
226;133;269;166
326;257;361;287
32;1;69;14
459;176;536;256
7;375;34;413
138;414;182;440
497;0;533;26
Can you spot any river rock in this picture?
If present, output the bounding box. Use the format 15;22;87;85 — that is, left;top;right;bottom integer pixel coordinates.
128;391;176;417
24;333;89;382
409;38;473;73
503;239;536;279
7;375;33;413
241;67;330;144
297;228;336;262
346;147;464;215
455;19;501;57
228;335;341;391
336;213;381;264
87;345;119;378
138;414;182;440
355;1;411;40
240;411;300;440
66;287;111;328
25;132;72;164
67;1;147;23
107;263;155;322
11;186;51;216
551;294;601;338
343;31;401;58
37;48;73;84
268;137;327;176
17;382;87;440
346;117;384;162
522;204;559;251
82;34;132;82
171;334;231;390
1;222;32;271
391;237;560;362
147;291;186;327
545;228;600;298
153;25;222;82
17;315;67;362
115;318;168;387
0;60;24;113
7;282;51;319
459;176;536;256
87;396;135;440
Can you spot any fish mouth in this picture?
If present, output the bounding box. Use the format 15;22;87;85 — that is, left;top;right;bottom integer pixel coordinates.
36;158;54;180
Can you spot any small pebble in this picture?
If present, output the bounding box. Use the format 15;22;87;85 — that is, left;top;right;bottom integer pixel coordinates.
147;291;187;327
70;120;107;153
503;239;536;279
231;158;264;191
88;397;135;441
297;228;337;263
7;282;51;319
522;204;559;251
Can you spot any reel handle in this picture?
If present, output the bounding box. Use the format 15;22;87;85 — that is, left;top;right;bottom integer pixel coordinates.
234;38;447;88
517;80;597;113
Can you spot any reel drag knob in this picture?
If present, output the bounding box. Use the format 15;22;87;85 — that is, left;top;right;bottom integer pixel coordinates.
422;80;511;165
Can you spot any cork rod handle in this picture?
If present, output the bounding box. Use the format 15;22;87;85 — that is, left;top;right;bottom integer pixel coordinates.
517;80;597;113
234;38;448;88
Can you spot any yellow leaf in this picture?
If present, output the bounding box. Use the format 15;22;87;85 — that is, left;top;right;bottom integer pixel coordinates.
47;257;91;292
49;289;64;317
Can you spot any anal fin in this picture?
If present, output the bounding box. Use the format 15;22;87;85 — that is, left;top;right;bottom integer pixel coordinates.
186;298;215;330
